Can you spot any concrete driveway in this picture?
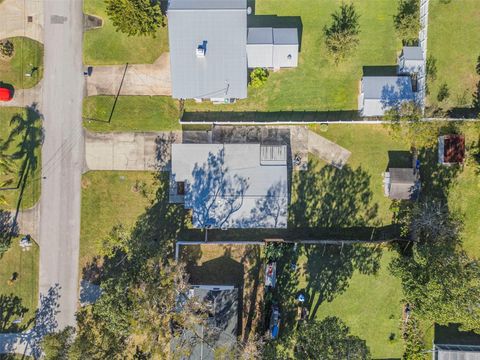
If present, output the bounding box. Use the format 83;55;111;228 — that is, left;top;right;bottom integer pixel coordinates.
86;53;172;96
0;82;42;108
0;0;43;42
84;130;182;171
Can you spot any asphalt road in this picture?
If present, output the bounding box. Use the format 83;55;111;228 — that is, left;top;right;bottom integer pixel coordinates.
39;0;84;329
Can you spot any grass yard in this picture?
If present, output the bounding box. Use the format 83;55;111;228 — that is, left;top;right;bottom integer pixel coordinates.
0;37;43;89
0;107;41;210
427;0;480;110
180;244;265;338
0;239;39;333
83;96;181;132
80;171;157;268
83;0;169;65
185;0;400;112
296;246;403;359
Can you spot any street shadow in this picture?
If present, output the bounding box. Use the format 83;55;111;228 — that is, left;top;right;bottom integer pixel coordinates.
362;66;399;77
0;295;31;333
290;159;379;230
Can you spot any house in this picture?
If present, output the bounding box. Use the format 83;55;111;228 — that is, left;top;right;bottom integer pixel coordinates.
433;324;480;360
170;143;288;229
167;0;299;103
247;27;299;69
173;285;238;360
359;46;423;117
438;134;465;165
383;167;420;200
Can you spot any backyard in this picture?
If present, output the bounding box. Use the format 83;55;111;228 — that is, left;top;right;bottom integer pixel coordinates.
0;239;39;333
427;0;480;112
0;107;42;210
179;244;265;339
82;96;180;132
83;0;169;65
184;0;401;112
0;37;43;89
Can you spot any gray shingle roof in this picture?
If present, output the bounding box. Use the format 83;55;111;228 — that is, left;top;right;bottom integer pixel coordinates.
401;46;423;61
168;0;247;99
388;168;417;200
362;76;414;100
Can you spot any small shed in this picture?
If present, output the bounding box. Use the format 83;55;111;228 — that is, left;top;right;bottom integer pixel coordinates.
398;46;424;75
384;168;420;200
438;135;465;165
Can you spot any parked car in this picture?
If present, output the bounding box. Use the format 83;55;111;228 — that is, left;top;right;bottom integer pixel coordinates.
270;304;281;339
265;262;276;288
0;86;12;101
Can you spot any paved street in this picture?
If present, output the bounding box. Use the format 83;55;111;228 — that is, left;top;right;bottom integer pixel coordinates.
39;0;84;330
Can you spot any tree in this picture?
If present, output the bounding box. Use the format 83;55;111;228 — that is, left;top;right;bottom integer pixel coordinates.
394;0;420;45
323;3;360;64
473;80;480;110
105;0;164;37
437;82;450;102
402;317;428;360
249;68;269;88
384;101;436;147
294;317;370;359
41;326;75;360
476;54;480;76
99;223;131;259
0;40;14;58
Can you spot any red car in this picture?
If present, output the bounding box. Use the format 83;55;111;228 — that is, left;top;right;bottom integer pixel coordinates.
0;87;13;101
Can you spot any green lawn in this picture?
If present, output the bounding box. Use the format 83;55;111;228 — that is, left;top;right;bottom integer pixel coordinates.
427;0;480;110
0;239;39;332
83;96;180;132
0;107;41;210
0;37;43;89
296;247;403;359
185;0;400;112
83;0;169;65
80;171;157;268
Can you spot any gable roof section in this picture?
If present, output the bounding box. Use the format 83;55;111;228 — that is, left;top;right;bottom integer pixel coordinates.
362;76;414;100
389;168;417;200
401;46;423;61
247;27;298;68
168;0;248;99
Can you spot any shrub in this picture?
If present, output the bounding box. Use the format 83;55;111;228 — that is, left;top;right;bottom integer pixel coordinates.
394;0;420;45
0;40;14;58
437;82;450;102
476;55;480;76
250;68;269;88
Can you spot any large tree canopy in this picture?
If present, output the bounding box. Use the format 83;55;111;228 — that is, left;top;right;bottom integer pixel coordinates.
105;0;164;37
394;0;420;45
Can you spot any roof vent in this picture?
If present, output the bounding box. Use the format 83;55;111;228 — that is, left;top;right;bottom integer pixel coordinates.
287;54;292;60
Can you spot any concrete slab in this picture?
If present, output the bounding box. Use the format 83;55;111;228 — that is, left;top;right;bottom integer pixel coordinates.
85;53;172;96
307;130;351;169
84;130;182;171
0;0;44;42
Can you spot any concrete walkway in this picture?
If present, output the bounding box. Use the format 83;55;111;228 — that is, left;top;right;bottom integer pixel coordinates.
15;203;40;240
307;130;351;169
84;130;182;171
0;82;43;108
85;53;172;96
0;0;43;42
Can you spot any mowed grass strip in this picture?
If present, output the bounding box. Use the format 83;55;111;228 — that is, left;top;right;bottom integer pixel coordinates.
83;0;169;65
80;171;157;268
0;107;41;210
427;0;480;109
83;96;180;132
185;0;400;112
0;37;43;89
0;239;39;332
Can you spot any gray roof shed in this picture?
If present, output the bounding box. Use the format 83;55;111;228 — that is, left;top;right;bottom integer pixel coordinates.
168;0;248;99
388;168;418;200
247;27;298;68
401;46;423;61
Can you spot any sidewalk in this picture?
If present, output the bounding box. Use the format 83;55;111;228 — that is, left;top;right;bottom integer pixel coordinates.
0;0;43;42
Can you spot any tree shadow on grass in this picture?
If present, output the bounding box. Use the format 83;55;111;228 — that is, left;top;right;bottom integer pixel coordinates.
0;294;31;333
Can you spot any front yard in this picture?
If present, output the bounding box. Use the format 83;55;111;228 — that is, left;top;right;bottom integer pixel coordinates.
0;239;39;333
82;96;180;132
185;0;400;112
83;0;169;65
427;0;480;112
0;107;42;210
0;37;43;89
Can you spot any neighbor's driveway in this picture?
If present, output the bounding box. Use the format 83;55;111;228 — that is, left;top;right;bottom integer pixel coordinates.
85;53;172;96
0;82;43;108
0;0;43;42
84;130;182;171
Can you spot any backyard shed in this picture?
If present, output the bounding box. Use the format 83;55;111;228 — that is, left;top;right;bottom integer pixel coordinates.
384;168;420;200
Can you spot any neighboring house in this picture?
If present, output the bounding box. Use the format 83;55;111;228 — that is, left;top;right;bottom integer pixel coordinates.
173;285;239;360
383;167;420;200
433;324;480;360
359;46;423;116
170;143;288;229
433;344;480;360
167;0;299;103
438;134;465;165
247;27;299;69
